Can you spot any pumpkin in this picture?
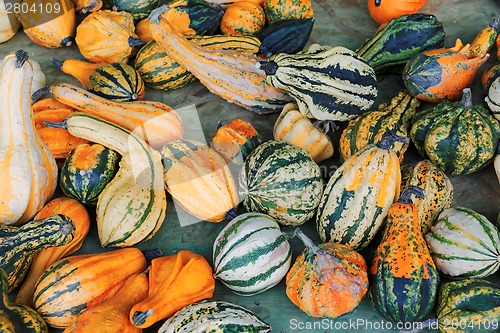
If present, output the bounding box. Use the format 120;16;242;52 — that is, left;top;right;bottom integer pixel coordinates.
400;160;453;234
15;197;90;307
0;269;48;333
59;143;120;206
316;133;402;250
71;0;103;13
368;186;440;323
425;206;500;278
33;248;148;328
75;10;143;63
130;250;215;328
211;118;263;165
258;43;378;121
220;1;266;36
485;76;500;122
367;0;428;25
161;139;239;223
213;212;292;295
403;38;490;102
468;17;499;57
62;273;148;333
263;0;314;25
339;89;419;163
32;98;89;159
106;0;160;21
149;5;291;113
410;88;500;175
158;300;271;333
356;13;445;73
239;140;324;226
16;0;76;47
273;102;334;163
0;0;20;43
0;50;58;225
0;214;75;292
286;228;368;318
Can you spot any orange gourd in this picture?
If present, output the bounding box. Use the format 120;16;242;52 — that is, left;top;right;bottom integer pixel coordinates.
263;0;313;24
32;98;89;159
220;1;266;35
15;197;90;307
130;250;215;328
468;17;499;58
50;58;100;88
135;18;152;43
62;273;148;333
367;0;428;25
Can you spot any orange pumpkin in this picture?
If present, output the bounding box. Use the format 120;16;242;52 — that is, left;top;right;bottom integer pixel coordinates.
220;1;266;35
367;0;428;25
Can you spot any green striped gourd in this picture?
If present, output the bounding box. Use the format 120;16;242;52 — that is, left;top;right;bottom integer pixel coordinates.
339;89;419;163
239;140;323;226
410;88;500;176
87;63;145;102
436;279;500;333
257;44;378;122
400;160;453;235
161;0;224;35
0;215;75;292
60;143;119;206
316;133;402;250
105;0;159;20
485;76;500;121
158;300;271;333
213;212;292;295
356;13;445;73
425;207;500;278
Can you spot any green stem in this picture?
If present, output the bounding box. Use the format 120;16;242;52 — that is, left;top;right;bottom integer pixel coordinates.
294;228;319;254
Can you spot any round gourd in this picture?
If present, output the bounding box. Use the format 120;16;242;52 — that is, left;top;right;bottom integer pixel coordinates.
367;0;428;25
425;207;500;278
213;212;292;295
60;143;120;206
482;63;500;95
87;63;145;102
239;140;323;226
263;0;314;24
220;1;265;35
410;88;500;176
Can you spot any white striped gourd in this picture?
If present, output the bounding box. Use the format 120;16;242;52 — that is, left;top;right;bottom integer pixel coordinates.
425;207;500;278
486;76;500;121
213;212;292;295
316;133;402;250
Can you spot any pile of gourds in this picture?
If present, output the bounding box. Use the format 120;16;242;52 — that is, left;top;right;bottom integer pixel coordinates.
1;0;500;332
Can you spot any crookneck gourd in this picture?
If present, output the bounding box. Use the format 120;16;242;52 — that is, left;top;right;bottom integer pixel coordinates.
0;50;58;225
468;17;499;58
257;43;378;121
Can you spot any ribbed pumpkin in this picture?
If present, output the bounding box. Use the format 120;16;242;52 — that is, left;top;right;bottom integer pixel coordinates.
339;89;419;163
258;43;378;122
106;0;160;21
286;228;368;318
316;133;402;250
367;0;428;25
32;98;89;159
369;186;440;323
0;0;20;43
60;143;120;206
400;160;453;235
161;139;239;223
16;0;76;48
239;140;323;226
263;0;314;24
436;278;500;333
220;1;266;35
213;212;292;295
87;63;145;102
425;207;500;278
410;88;500;176
273;102;334;163
211;118;263;165
75;10;143;63
403;39;489;103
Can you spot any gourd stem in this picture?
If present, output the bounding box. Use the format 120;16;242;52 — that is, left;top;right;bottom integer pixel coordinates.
50;57;63;69
60;37;73;47
32;86;51;103
257;60;279;76
131;309;152;326
376;131;409;150
128;37;144;48
216;120;223;130
460;88;472;108
313;119;339;134
142;248;163;261
374;0;381;6
490;17;499;32
258;45;273;58
43;120;68;130
149;5;169;24
14;50;28;68
294;228;320;254
398;185;425;204
131;93;138;100
81;5;93;14
399;318;438;333
225;208;238;221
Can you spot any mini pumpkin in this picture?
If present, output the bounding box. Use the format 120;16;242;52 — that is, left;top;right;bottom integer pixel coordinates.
220;1;266;35
367;0;428;25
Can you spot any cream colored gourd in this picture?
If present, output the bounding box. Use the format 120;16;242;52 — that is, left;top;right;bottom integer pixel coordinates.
0;50;57;225
485;76;500;122
0;0;20;43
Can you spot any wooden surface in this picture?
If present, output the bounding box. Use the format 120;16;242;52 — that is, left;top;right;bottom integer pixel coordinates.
2;0;500;332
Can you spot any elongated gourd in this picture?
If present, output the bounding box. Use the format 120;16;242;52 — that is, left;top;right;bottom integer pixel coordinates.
468;17;499;57
0;50;58;225
48;83;183;150
148;5;292;114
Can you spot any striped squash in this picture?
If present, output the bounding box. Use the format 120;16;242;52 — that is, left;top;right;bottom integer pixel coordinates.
213;212;292;295
339;89;419;163
316;134;401;250
258;44;378;121
87;63;145;102
158;300;271;333
239;140;323;226
485;76;500;122
59;143;120;206
425;207;500;278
